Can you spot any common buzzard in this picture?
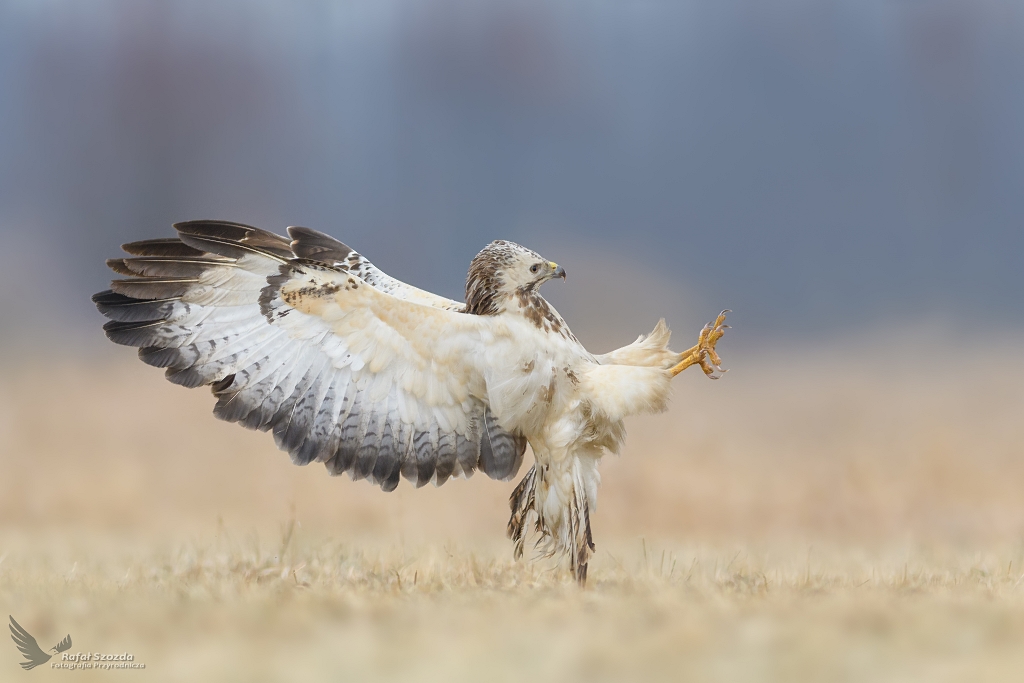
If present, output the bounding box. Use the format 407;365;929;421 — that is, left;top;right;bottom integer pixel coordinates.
94;221;727;583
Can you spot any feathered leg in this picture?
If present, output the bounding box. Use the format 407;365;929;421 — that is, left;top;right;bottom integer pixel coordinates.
507;465;538;560
567;459;596;584
508;460;597;585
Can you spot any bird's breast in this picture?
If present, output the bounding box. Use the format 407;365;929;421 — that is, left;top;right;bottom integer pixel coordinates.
481;316;588;438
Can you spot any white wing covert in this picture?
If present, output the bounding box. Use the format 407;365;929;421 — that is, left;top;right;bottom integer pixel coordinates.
94;221;526;491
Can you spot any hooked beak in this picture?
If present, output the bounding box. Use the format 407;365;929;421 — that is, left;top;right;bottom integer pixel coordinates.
550;262;566;281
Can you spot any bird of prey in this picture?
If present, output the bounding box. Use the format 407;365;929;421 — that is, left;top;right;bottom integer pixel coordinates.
94;221;727;583
9;616;72;670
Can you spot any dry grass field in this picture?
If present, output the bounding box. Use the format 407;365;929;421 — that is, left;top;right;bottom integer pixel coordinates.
2;331;1024;682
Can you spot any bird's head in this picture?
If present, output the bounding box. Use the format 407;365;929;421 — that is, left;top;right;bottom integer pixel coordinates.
465;240;564;315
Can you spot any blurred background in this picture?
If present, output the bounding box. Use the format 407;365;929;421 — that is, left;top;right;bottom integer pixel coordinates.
0;0;1022;349
1;3;1024;680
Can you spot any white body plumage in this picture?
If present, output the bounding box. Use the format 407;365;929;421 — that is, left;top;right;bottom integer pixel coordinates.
95;222;726;583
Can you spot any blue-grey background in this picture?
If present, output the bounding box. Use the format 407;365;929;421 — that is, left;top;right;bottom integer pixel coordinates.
1;0;1021;349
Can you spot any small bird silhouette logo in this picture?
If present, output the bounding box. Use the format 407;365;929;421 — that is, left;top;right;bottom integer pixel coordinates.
9;616;72;670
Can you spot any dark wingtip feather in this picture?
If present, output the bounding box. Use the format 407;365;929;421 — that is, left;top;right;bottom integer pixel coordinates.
121;238;206;258
102;319;165;346
115;256;232;279
138;345;195;369
174;219;259;242
164;365;211;388
287;226;354;263
92;289;120;305
109;278;197;300
211;374;236;394
93;290;179;323
106;258;137;276
174;220;294;260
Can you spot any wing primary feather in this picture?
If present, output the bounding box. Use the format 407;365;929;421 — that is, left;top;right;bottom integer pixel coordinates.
411;430;435;487
115;256;236;278
121;238;206;257
351;409;382;482
106;258;137;276
174;220;293;261
284;361;336;466
109;277;199;300
433;429;457;486
328;385;361;475
287;226;354;263
92;291;182;323
456;431;479;479
372;418;401;491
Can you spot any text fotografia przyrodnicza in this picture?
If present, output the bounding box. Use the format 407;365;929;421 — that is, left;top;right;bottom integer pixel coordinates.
52;652;145;670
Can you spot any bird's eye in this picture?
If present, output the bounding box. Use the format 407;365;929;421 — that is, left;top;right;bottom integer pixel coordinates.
530;264;540;274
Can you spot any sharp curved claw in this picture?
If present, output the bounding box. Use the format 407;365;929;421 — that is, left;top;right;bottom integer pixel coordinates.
702;363;724;379
675;309;730;380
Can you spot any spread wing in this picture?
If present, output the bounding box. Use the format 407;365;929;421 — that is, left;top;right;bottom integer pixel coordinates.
94;221;526;491
9;616;51;670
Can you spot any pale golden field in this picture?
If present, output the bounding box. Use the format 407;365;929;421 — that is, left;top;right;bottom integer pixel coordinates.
2;331;1024;682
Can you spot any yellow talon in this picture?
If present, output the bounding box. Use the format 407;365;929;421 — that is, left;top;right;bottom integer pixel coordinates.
669;310;730;378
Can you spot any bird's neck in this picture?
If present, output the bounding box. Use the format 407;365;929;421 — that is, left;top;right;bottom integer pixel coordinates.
512;285;570;338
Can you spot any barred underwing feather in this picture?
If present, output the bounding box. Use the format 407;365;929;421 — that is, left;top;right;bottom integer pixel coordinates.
438;432;462;481
290;388;330;466
274;353;330;454
373;417;401;491
330;391;361;475
412;429;435;487
433;428;457;486
479;408;527;481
